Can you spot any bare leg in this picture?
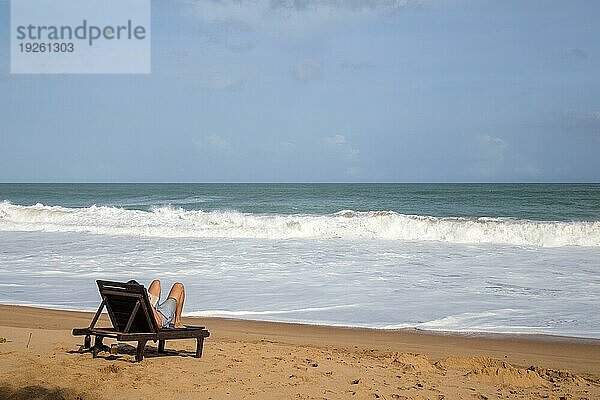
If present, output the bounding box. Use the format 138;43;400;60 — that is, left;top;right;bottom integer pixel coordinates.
148;279;161;305
167;282;185;328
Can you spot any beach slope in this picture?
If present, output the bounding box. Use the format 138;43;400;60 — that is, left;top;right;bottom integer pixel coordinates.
0;305;599;399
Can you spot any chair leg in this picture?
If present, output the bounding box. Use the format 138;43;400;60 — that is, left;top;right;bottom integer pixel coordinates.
83;335;91;349
195;337;205;358
136;340;148;362
158;340;165;353
91;335;105;358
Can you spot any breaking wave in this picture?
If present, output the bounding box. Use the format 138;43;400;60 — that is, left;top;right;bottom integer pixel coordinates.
0;201;599;247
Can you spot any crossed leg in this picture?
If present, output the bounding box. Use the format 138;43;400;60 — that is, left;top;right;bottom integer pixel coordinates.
147;280;185;328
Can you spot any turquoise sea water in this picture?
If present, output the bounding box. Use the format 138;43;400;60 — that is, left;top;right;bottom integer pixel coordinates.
0;183;599;337
1;183;599;220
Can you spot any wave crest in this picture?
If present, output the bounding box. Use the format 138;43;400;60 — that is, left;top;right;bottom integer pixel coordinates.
0;201;598;247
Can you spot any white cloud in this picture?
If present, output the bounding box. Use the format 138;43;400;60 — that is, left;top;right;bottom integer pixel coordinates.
472;135;545;180
179;0;420;32
198;71;245;91
473;134;507;178
573;110;600;122
478;134;506;164
340;61;375;70
324;134;347;145
203;19;256;53
270;0;418;13
293;59;323;82
322;134;362;179
323;134;360;161
193;135;233;154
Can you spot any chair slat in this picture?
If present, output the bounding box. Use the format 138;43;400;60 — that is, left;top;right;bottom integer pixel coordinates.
98;280;158;333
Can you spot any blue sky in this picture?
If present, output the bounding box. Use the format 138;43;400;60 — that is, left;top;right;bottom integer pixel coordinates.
0;0;599;182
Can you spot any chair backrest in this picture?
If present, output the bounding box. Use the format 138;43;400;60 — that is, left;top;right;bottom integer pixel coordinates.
97;280;160;333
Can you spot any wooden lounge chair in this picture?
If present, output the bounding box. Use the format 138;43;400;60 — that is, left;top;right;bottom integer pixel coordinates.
72;280;210;362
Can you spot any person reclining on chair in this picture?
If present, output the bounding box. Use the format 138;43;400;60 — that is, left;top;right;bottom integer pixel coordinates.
128;279;185;328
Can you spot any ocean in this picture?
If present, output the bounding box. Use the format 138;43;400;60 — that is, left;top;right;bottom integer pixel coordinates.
0;183;599;338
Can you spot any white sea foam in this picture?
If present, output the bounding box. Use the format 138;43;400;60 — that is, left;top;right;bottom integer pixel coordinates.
380;310;599;336
0;201;598;247
1;230;598;338
186;304;359;317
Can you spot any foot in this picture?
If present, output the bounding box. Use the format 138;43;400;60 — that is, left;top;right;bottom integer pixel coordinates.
174;322;184;328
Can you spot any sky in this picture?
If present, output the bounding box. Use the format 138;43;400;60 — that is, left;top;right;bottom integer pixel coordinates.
0;0;599;183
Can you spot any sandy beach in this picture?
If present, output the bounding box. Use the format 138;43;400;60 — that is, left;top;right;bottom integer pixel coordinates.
0;305;598;399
